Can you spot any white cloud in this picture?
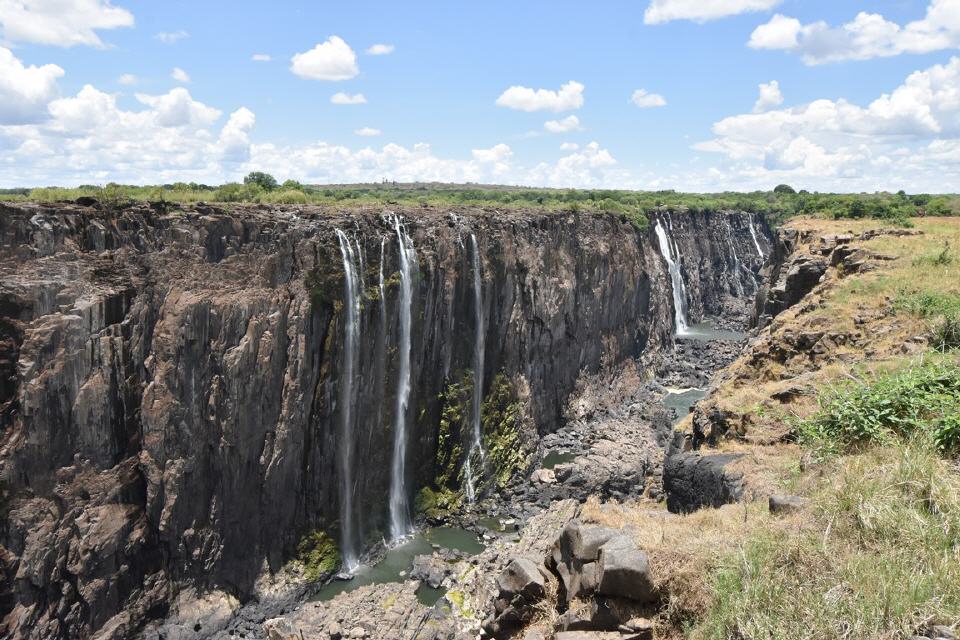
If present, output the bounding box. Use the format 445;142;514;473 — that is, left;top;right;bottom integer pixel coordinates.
331;92;367;105
544;115;582;133
0;0;134;47
644;0;781;25
354;127;381;136
135;88;221;127
747;14;801;49
693;56;960;190
631;89;667;108
219;107;255;162
155;30;188;44
290;36;359;81
0;84;250;185
0;46;63;124
366;43;394;55
117;73;137;86
753;80;783;113
560;142;579;151
251;54;271;62
749;1;960;64
496;80;584;112
171;67;190;83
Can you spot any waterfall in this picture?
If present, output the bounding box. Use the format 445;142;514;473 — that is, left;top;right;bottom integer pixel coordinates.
388;214;417;542
334;230;361;572
654;217;690;335
464;233;486;504
749;221;765;257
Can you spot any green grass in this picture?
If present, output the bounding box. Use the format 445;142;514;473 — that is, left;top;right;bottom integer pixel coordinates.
693;440;960;640
798;357;960;455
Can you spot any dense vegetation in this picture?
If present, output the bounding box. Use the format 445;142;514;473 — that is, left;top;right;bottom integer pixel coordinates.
2;176;958;226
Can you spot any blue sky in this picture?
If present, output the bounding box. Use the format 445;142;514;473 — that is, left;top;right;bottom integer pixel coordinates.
2;0;960;191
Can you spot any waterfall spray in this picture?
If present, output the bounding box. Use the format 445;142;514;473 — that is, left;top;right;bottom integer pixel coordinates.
388;214;417;542
334;230;361;572
464;233;486;503
654;217;690;335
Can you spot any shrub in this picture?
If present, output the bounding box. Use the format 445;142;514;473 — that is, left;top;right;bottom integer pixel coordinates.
243;171;278;191
799;359;960;455
296;530;340;581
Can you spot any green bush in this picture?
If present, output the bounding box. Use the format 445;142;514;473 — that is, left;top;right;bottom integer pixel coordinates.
799;358;960;455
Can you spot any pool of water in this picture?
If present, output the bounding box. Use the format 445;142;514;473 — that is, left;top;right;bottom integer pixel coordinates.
664;387;707;424
311;527;484;603
416;584;447;606
679;322;746;342
542;449;576;469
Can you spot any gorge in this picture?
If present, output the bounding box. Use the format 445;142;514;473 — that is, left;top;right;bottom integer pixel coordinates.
0;201;771;639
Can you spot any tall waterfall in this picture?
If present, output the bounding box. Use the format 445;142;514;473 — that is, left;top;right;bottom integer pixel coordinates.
464;234;486;503
749;221;764;257
654;217;690;335
388;214;417;542
334;230;361;572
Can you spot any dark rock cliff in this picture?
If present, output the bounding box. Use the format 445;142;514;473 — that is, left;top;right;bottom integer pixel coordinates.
0;202;769;639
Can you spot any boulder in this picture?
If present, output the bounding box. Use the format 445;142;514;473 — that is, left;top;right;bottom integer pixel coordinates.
596;538;656;602
496;557;547;602
768;494;811;515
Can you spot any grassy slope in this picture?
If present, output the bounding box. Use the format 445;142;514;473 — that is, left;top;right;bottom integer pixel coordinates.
584;217;960;639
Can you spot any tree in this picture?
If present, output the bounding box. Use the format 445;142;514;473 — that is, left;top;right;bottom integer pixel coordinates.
281;179;304;191
243;171;278;191
773;184;796;195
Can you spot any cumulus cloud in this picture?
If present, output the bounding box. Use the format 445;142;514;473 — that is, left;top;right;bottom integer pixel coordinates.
496;80;584;112
354;127;381;136
154;29;188;44
135;88;221;127
117;73;137;85
365;43;394;55
171;67;190;83
631;89;667;108
251;54;271;62
290;36;359;81
753;80;783;113
560;142;579;151
544;115;582;133
644;0;781;25
0;46;63;124
0;0;134;47
749;1;960;64
0;84;254;185
331;92;367;105
693;56;960;190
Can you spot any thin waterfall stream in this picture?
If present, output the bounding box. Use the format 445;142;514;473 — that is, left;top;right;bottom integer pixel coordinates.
464;233;486;503
388;214;417;542
654;217;690;335
334;230;361;572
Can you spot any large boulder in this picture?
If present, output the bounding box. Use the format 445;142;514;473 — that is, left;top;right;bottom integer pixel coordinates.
496;557;548;602
662;452;744;514
595;537;656;602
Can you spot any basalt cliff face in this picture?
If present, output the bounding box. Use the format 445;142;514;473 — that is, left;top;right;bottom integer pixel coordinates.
0;202;769;639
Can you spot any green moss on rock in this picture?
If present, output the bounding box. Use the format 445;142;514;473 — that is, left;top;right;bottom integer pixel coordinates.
480;372;531;489
295;529;340;582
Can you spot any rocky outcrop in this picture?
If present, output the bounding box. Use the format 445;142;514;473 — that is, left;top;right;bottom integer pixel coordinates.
662;453;744;514
0;201;768;639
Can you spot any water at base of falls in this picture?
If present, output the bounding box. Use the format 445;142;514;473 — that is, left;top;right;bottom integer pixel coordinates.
311;527;485;603
334;230;361;573
388;215;417;542
653;218;690;335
